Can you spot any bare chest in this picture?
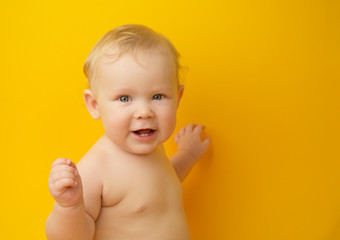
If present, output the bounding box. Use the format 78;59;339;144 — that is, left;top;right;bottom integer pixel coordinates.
93;158;189;239
102;157;182;213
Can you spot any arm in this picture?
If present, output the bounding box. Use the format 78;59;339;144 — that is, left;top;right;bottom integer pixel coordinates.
170;124;210;181
45;158;95;240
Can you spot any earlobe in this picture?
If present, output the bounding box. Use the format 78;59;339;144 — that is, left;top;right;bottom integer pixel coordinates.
177;85;184;108
84;89;101;120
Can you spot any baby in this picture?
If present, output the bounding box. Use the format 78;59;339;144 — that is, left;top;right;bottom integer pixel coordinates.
45;24;210;240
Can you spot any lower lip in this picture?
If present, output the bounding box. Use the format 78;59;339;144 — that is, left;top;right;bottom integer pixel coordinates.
132;130;157;141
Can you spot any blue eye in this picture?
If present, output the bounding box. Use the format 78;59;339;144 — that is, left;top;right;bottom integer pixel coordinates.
153;94;163;100
118;96;130;102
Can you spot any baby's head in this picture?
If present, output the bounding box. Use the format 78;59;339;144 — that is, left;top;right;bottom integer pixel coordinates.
83;24;182;94
83;25;184;154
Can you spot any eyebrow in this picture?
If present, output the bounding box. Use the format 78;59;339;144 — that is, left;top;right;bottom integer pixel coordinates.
106;88;134;96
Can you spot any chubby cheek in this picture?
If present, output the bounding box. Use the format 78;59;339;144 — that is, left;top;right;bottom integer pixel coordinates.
101;111;130;139
159;107;177;138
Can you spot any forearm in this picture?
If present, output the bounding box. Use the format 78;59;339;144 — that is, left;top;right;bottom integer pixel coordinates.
170;150;198;182
45;201;94;240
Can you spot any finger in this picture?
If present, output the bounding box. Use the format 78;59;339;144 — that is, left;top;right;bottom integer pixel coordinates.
74;167;79;178
178;126;186;136
68;161;79;177
52;158;72;167
68;160;78;169
52;169;76;180
186;123;196;132
50;165;77;175
54;178;78;191
50;171;77;184
175;134;180;144
202;137;211;148
193;124;205;134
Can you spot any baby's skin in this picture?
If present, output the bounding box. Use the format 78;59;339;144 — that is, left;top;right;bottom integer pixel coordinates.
47;124;210;240
46;48;210;240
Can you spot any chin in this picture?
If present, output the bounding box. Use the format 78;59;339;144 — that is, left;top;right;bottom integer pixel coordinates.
124;145;159;155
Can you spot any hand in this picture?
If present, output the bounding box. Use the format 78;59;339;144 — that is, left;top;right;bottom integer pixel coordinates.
48;158;83;208
175;124;210;162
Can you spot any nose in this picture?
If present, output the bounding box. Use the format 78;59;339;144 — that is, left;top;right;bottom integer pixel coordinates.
133;102;155;119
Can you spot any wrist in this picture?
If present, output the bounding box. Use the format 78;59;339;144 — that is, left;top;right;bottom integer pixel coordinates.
177;149;198;163
54;199;85;214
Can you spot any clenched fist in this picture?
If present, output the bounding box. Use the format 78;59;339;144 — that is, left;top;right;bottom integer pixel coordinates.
48;158;83;208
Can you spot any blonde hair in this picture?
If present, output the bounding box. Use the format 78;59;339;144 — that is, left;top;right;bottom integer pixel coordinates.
83;24;182;91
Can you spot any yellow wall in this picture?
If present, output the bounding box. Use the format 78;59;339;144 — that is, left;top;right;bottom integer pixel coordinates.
1;0;339;239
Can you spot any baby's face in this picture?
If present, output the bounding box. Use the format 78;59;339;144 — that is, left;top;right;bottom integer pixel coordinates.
94;49;181;155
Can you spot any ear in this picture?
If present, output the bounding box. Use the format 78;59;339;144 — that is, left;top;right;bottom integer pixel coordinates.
84;89;101;120
177;85;184;108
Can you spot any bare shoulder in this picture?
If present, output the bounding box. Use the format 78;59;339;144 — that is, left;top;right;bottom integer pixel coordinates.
77;135;113;176
76;138;109;220
77;135;127;209
77;146;106;178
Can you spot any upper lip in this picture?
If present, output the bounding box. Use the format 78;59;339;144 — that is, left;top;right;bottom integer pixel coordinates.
131;128;156;132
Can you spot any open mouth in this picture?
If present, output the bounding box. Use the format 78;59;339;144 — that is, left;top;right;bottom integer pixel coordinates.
133;129;155;137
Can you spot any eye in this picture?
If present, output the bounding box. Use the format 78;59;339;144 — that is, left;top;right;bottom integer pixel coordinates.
118;96;131;102
152;94;164;100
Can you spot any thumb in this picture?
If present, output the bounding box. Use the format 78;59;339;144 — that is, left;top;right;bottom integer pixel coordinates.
68;160;82;188
74;167;83;189
174;134;180;145
202;137;211;149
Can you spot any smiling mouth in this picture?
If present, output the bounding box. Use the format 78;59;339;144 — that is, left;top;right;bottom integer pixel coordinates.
133;129;155;137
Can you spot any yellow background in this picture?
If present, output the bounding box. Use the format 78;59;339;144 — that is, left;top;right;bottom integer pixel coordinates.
1;0;339;239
